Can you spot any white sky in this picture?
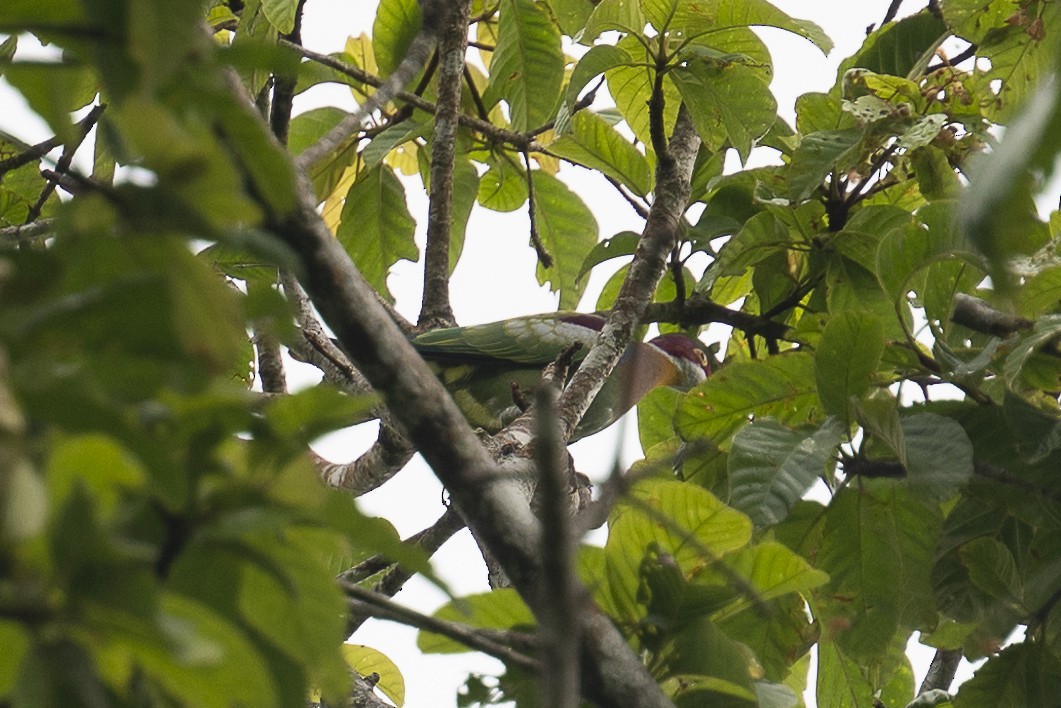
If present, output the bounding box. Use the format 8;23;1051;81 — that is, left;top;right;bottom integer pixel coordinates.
0;1;1017;705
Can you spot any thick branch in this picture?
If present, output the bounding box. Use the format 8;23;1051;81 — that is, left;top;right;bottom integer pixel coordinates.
0;219;54;244
418;0;470;329
533;386;580;707
917;648;961;695
269;0;307;145
556;107;701;441
951;293;1032;337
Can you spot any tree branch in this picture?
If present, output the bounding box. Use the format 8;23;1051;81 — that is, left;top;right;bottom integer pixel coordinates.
343;581;541;672
951;293;1032;337
0;104;104;177
533;385;580;707
418;0;470;330
917;648;961;695
555;107;701;441
0;219;55;244
268;0;306;146
278;40;545;153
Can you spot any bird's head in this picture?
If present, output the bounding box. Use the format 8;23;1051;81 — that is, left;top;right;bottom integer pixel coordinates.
647;333;715;390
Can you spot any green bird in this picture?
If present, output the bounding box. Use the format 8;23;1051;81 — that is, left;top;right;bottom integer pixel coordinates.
410;312;714;442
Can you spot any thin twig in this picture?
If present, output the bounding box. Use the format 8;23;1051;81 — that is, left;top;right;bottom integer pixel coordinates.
25;104;106;224
278;39;544;153
343;581;541;672
0;104;104;177
523;151;553;268
294;24;436;171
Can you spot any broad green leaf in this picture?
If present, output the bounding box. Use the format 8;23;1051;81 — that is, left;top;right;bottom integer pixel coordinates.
373;0;422;75
486;0;563;131
814;311;885;421
555;44;631;134
549;0;595;36
1003;315;1061;389
336;165;418;302
843;12;948;78
816;638;915;708
671;61;777;163
728;418;844;528
718;595;816;684
531;172;598;309
786;128;863;202
677;352;823;449
664;618;757;705
418;589;535;653
604;479;753;621
0;621;29;693
579;0;645;43
340;645;405;707
675;0;832;55
288;106;360;199
717;541;829;605
795;92;848;135
265;385;376;444
833;204;911;273
817;483;939;661
478;161;528;212
607;36;681;146
2;63;96;143
261;0;298;33
1001;389;1061;463
940;0;1021;43
954;642;1061;707
637;386;683;451
358;117;426;171
900;413;974;502
959;537;1021;605
46;435;146;521
548;111;652;196
960;61;1061;294
448;159;480;271
576;230;640;284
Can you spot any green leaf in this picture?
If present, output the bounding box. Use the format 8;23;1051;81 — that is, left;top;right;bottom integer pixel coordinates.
0;621;29;694
954;643;1061;707
2;459;46;540
549;111;652;196
604;479;753;622
637;386;684;451
606;36;682;147
718;541;830;604
900;413;974;502
816;638;915;708
3;63;97;142
531;172;598;309
340;644;405;707
265;385;377;445
786;128;863;202
960;62;1061;295
448;159;480;271
844;12;948;77
728;418;844;528
555;44;631;134
814;311;885;421
486;0;563;131
674;0;832;55
261;0;298;33
959;537;1021;605
373;0;422;75
478;160;528;212
677;353;823;449
671;61;777;163
45;435;146;522
418;589;535;653
576;230;640;284
336;165;419;302
579;0;645;43
817;483;939;661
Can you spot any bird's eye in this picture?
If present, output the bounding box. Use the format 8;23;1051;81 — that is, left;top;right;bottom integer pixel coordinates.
695;349;709;366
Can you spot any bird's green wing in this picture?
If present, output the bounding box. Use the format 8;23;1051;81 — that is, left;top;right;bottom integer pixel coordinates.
411;312;602;365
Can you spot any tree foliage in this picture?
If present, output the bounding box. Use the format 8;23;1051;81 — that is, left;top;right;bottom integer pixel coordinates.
1;0;1061;706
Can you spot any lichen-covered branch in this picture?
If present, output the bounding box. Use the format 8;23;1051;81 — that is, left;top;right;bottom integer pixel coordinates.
556;107;701;441
418;0;470;329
